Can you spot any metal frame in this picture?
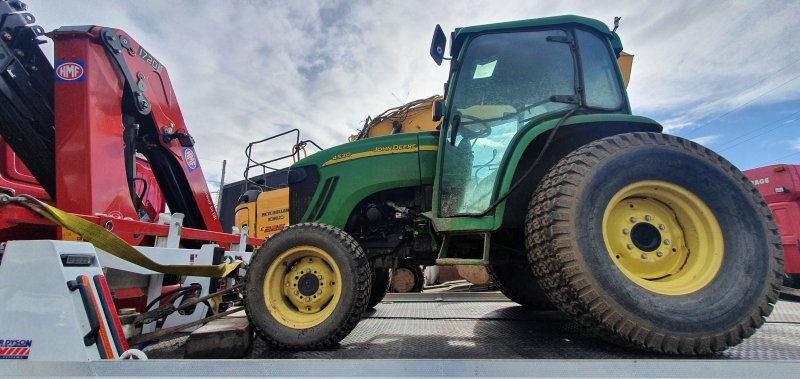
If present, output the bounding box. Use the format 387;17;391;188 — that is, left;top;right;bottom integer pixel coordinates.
435;232;490;266
0;226;253;359
0;202;261;248
243;128;322;191
92;213;252;332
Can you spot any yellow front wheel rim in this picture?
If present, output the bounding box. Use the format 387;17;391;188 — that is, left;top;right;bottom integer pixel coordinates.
602;180;724;295
263;246;342;329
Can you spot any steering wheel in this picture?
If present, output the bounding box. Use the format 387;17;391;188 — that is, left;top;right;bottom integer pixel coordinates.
514;99;567;125
455;99;561;140
458;114;492;139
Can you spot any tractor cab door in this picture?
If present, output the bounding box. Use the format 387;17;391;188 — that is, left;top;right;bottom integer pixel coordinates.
436;29;576;220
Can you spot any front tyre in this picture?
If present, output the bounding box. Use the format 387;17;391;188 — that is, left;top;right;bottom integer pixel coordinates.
527;132;783;355
244;223;371;350
366;267;392;309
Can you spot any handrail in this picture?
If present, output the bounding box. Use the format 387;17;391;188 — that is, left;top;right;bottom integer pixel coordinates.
242;129;322;191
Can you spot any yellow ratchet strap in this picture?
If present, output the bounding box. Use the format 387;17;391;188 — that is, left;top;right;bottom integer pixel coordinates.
18;196;242;277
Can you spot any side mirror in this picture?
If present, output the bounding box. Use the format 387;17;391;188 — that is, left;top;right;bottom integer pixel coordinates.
430;24;446;66
431;99;443;122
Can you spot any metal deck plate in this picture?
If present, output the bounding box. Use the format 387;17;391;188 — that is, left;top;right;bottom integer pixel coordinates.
140;294;800;361
246;298;800;360
5;296;800;378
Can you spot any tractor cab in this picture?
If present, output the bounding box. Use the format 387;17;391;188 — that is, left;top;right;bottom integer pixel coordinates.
428;16;631;229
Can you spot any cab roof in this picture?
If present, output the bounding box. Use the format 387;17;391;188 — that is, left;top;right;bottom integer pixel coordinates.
451;15;620;56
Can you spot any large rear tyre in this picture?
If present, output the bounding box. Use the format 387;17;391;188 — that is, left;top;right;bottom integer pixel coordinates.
244;223;371;350
527;132;783;355
487;256;552;309
366;267;392;309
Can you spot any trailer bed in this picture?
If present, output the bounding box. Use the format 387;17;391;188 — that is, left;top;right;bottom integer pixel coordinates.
143;292;800;360
8;292;800;378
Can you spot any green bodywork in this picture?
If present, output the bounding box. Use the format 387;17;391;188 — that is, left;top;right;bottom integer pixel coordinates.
289;114;660;232
289;15;662;235
293;132;439;228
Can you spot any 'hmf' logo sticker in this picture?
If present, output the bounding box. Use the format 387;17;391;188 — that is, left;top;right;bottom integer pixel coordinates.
182;147;199;172
55;61;85;82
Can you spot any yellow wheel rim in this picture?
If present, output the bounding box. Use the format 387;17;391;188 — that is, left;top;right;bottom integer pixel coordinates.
263;245;342;329
602;180;724;295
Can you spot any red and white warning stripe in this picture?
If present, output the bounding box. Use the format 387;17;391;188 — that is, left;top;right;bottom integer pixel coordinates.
0;347;30;359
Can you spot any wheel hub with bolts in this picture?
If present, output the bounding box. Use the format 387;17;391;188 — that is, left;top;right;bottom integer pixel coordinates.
282;253;336;314
297;273;320;296
609;196;683;271
603;180;724;295
262;244;343;329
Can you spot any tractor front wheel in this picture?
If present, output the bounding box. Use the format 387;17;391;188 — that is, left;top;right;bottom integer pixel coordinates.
244;223;371;349
366;267;392;309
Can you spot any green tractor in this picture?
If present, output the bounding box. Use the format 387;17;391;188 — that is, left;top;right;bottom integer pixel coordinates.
242;15;782;354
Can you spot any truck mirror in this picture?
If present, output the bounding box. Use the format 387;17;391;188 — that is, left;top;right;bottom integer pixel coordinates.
432;99;443;122
430;24;446;66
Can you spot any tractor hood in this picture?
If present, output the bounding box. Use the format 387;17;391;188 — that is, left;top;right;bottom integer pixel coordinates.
291;132;433;170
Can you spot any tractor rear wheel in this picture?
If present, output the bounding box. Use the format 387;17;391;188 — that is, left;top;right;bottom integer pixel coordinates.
526;132;782;355
366;267;392;309
487;256;551;309
244;223;371;349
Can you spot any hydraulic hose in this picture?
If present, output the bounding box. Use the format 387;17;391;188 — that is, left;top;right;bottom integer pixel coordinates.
476;106;580;217
145;284;202;312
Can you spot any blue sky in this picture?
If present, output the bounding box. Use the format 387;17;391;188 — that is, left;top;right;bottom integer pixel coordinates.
30;0;800;192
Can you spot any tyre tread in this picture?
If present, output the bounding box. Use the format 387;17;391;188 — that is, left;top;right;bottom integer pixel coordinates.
366;267;392;309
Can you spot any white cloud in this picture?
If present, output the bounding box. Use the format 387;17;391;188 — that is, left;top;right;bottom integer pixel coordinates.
691;135;722;146
28;0;800;190
791;137;800;151
660;117;695;134
620;1;800;127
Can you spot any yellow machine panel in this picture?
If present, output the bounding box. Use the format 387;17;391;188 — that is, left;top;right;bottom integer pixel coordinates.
235;187;290;239
351;96;441;141
618;51;633;88
234;199;256;237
